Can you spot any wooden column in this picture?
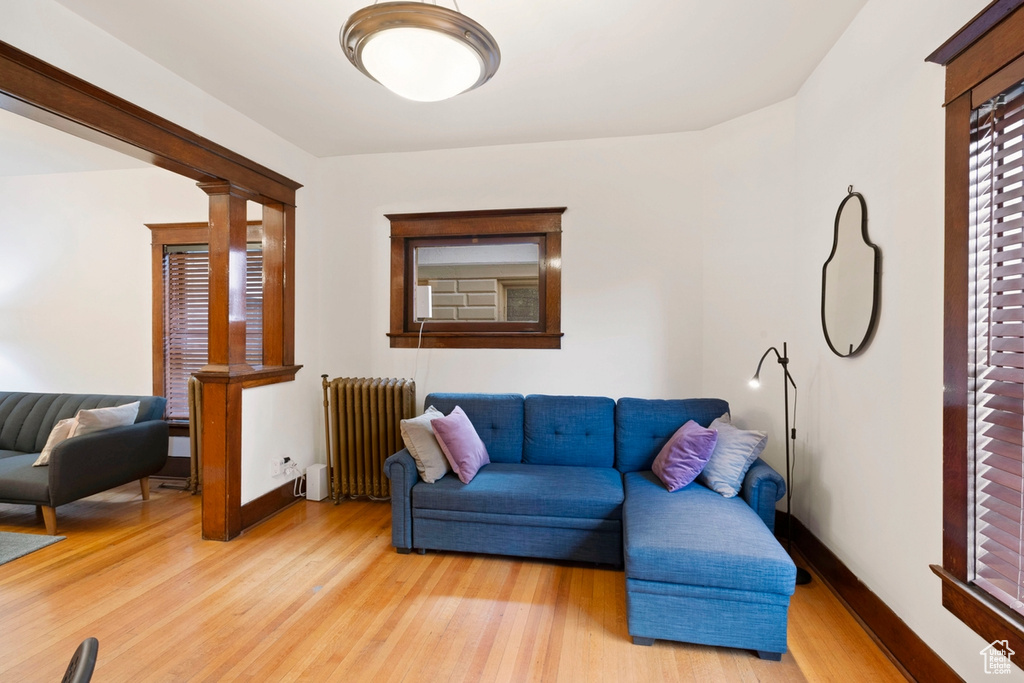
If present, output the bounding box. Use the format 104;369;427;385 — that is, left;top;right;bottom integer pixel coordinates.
197;377;243;540
199;181;254;374
197;180;254;541
260;202;297;367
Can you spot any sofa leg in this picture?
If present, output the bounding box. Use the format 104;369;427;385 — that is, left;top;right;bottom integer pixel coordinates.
416;548;426;555
396;547;412;555
632;637;655;646
41;506;57;535
757;650;783;661
140;477;150;501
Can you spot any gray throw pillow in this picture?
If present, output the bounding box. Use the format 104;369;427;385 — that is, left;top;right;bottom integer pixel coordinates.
696;416;767;497
400;405;451;483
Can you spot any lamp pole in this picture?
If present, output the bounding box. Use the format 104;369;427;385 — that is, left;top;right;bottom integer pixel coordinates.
751;342;812;586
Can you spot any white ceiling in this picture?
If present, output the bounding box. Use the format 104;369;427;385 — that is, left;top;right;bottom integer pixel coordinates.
41;0;867;159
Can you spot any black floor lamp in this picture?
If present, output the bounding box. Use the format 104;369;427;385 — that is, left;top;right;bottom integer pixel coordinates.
750;342;812;586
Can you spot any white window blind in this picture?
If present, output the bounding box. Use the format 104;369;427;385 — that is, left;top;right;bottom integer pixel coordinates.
971;78;1024;616
163;245;263;420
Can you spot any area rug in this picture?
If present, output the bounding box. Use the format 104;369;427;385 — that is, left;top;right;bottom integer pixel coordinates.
0;531;65;566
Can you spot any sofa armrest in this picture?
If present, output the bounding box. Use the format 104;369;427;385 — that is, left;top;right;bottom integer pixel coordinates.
384;449;420;551
741;458;786;534
47;421;169;507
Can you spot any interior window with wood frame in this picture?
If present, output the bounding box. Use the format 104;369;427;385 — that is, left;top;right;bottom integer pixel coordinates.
149;221;264;423
931;0;1024;659
387;208;564;349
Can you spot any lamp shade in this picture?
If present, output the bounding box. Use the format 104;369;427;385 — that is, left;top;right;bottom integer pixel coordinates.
341;2;500;102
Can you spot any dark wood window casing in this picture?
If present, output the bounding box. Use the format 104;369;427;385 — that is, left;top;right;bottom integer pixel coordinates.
387;208;565;349
149;222;263;426
929;0;1024;660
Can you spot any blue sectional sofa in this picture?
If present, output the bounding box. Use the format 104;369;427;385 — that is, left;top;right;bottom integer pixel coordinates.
384;393;797;659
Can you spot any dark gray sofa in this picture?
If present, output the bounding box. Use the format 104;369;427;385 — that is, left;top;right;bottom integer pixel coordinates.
0;392;169;534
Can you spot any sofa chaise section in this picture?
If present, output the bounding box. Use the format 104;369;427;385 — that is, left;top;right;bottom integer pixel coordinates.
0;392;169;533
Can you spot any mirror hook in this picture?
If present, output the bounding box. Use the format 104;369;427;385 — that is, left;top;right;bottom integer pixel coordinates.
847;184;854;195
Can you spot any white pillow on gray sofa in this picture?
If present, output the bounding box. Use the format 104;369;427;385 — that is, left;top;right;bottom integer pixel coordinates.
32;417;77;467
70;401;140;438
400;405;451;483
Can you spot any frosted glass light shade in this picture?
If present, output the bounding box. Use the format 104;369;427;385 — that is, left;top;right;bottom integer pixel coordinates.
362;27;482;102
341;2;500;102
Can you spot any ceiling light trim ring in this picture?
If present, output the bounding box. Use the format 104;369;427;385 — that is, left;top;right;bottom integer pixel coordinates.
341;2;500;95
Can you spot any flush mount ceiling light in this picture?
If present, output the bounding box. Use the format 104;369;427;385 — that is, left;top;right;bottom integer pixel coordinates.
340;1;500;102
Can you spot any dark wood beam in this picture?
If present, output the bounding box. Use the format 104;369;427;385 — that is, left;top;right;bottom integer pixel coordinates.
0;40;300;205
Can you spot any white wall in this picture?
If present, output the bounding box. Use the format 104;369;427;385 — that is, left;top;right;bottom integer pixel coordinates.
734;0;1002;679
0;0;324;505
317;135;708;401
0;167;205;393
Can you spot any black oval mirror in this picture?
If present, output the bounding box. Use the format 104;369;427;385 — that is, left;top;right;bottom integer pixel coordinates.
821;188;881;357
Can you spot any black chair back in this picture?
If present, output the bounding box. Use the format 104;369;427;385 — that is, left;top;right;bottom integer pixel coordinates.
61;637;98;683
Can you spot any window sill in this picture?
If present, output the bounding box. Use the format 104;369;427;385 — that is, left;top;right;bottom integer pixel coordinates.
387;332;562;349
931;564;1024;661
195;364;303;387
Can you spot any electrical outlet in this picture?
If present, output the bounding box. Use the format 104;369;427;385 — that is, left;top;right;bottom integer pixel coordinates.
271;457;285;477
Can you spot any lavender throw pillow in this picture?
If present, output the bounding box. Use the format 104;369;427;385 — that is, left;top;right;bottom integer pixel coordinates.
651;420;718;492
431;406;490;484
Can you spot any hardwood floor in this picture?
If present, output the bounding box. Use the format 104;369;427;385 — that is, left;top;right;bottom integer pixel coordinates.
0;483;905;682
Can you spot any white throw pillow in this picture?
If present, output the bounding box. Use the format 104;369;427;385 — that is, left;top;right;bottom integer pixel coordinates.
400;405;451;483
32;417;77;467
696;416;767;497
70;401;140;438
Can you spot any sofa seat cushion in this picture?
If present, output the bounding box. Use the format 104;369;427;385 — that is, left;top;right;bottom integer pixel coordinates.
0;451;48;502
413;463;624;520
623;471;794;596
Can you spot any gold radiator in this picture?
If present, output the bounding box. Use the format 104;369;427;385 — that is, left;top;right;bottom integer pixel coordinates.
187;376;203;495
322;376;416;501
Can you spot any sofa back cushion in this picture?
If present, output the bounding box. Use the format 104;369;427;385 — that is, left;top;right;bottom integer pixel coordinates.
424;393;524;463
615;397;729;473
0;392;166;454
523;395;615;467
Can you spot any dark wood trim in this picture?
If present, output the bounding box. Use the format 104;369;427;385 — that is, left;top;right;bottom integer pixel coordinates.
261;204;286;367
388;207;564;349
939;2;1024;104
785;514;963;682
200;181;252;374
927;0;1024;67
0;40;300;205
196;364;303;388
167;422;190;438
942;92;972;580
240;479;304;531
200;380;243;541
932;565;1024;662
387;332;563;349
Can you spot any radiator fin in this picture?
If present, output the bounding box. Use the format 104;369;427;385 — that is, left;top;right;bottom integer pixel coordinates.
324;377;415;500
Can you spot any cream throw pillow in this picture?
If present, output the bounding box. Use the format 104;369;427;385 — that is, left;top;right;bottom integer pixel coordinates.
32;417;77;467
400;405;451;483
70;401;140;438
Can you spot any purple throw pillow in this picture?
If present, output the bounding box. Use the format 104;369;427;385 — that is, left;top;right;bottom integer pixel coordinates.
651;420;718;492
431;406;491;484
